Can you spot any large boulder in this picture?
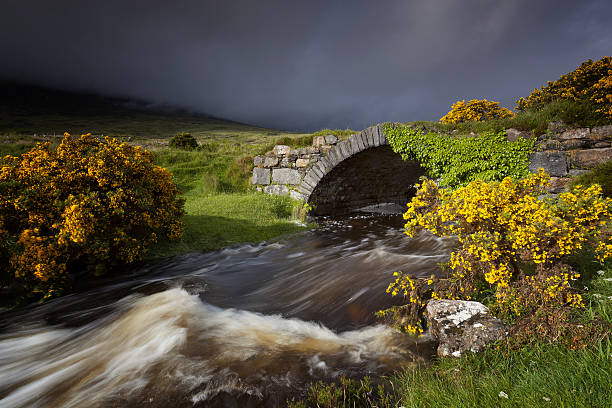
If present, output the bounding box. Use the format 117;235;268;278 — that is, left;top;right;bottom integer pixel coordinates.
426;300;508;358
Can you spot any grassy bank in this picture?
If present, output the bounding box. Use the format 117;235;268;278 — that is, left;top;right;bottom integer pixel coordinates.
147;192;307;258
393;262;612;408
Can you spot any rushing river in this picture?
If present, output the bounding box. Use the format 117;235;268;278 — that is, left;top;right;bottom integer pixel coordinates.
0;213;454;407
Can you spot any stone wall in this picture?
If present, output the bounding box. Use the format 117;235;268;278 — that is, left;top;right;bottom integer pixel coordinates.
251;134;337;202
521;123;612;192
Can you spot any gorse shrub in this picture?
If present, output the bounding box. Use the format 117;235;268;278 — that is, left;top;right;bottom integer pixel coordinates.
0;133;184;299
384;124;535;188
169;132;198;150
440;99;514;124
379;171;612;343
516;56;612;120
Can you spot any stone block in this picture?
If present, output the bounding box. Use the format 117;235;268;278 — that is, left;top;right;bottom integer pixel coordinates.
253;155;264;166
313;161;326;177
561;139;591;150
251;168;270;185
547;177;570;193
264;184;289;196
280;157;291;167
324;134;339;144
591;125;612;141
289;149;299;156
569;169;588;177
298;183;313;195
505;128;533;142
296;158;310;168
559;128;590;140
263;156;279;167
539;139;561;150
273;145;291;156
303;172;320;187
571;148;612;169
319;145;332;154
594;142;611;148
313;136;327;148
307;146;319;154
365;128;374;146
528;151;568;177
272;168;301;185
380;130;388;145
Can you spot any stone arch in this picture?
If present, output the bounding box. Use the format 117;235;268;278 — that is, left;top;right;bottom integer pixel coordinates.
298;125;425;215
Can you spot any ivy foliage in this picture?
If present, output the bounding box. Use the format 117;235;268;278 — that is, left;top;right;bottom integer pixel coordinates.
383;124;535;188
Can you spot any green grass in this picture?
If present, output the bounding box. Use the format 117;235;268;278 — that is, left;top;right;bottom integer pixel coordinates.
393;341;611;408
571;159;612;198
147;192;308;258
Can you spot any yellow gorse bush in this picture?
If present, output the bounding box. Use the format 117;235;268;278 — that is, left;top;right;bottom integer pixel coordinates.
381;170;612;335
0;133;184;298
516;56;612;119
440;99;514;124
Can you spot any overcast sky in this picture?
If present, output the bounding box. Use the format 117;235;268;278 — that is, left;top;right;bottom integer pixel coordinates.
1;0;610;131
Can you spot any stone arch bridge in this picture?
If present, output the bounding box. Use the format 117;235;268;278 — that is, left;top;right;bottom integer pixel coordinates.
251;125;424;215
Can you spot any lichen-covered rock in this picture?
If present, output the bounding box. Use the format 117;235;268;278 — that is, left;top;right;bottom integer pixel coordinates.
273;145;291;156
559;128;590;140
251;168;270;185
253;155;264;167
263;156;279;167
591;125;612;140
313;136;327;148
505;128;533;142
296;158;310;168
547;176;570;193
426;300;508;358
571;148;612;168
272;168;301;185
324;134;339;145
528;151;568;176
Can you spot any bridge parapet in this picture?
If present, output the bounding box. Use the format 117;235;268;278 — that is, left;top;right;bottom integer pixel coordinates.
251;125;388;202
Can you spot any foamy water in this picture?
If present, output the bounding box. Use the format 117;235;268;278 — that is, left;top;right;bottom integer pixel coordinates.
0;215;452;407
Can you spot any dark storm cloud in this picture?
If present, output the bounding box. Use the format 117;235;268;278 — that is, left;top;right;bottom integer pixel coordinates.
1;0;611;131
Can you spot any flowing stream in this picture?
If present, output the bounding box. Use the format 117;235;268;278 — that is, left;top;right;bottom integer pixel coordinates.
0;214;454;407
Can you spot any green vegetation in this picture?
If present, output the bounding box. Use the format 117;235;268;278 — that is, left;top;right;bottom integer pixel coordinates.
168;132;198;150
571;159;612;198
148;193;304;258
384;125;535;187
